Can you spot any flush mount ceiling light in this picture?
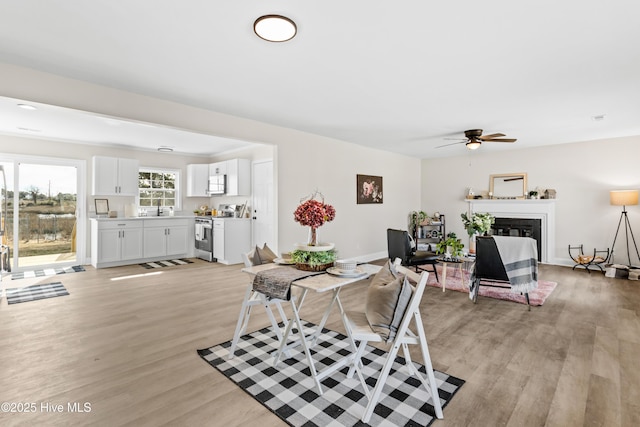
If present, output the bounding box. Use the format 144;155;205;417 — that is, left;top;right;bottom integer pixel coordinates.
17;103;37;110
254;14;297;42
157;146;173;152
466;140;481;150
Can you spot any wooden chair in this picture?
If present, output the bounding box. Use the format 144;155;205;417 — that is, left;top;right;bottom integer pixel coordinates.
228;249;290;359
387;228;439;282
343;262;443;423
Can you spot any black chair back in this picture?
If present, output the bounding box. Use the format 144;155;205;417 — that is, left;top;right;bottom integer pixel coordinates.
475;236;508;281
387;229;412;264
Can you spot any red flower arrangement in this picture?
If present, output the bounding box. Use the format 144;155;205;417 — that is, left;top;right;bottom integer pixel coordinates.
294;196;336;246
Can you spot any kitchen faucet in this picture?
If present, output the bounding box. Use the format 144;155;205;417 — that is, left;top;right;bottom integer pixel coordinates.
157;199;162;216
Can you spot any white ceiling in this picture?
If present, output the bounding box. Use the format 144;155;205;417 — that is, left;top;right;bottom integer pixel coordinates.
0;0;639;158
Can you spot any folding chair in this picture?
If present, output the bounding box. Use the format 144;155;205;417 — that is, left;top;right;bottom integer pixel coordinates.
343;263;443;423
228;249;291;359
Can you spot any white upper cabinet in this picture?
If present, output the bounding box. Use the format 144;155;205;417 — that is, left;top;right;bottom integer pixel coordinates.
187;159;251;197
186;164;210;197
209;161;227;176
225;158;251;196
92;156;139;196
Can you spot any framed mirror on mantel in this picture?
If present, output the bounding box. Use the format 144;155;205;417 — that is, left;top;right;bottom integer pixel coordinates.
490;173;527;199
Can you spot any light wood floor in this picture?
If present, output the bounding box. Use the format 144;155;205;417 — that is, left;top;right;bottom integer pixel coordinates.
0;260;638;426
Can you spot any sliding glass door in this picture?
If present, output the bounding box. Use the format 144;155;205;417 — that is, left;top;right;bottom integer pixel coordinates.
0;155;85;272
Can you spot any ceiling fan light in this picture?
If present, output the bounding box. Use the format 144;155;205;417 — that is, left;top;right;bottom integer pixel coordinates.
254;15;297;42
466;141;481;150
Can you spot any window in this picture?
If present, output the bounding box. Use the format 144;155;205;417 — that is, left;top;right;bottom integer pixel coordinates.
138;168;180;209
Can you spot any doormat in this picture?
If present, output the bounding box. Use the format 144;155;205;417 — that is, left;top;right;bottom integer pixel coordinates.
139;258;194;269
198;321;464;427
5;282;69;304
11;265;85;280
427;264;558;306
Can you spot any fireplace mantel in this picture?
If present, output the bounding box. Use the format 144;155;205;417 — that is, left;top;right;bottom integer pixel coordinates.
466;199;556;263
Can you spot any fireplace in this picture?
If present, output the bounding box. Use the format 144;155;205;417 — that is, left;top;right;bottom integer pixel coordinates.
467;199;556;264
489;217;542;261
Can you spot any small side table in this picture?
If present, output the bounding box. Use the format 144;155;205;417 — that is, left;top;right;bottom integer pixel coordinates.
437;256;475;292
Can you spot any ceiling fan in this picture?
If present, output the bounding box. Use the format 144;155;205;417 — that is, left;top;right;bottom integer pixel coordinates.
436;129;517;150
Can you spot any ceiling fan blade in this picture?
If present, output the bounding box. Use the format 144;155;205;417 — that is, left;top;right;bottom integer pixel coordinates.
443;137;466;141
486;138;517;143
478;133;505;140
435;141;465;148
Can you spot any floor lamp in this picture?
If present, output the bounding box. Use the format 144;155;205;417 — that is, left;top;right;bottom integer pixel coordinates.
609;190;640;266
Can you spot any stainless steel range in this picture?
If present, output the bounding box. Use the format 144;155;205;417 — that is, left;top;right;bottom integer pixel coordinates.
194;216;215;262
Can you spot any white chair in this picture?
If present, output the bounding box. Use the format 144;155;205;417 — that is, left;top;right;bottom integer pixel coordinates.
343;264;444;423
228;249;291;359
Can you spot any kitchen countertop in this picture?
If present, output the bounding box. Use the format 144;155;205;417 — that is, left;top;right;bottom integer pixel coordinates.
90;216;196;221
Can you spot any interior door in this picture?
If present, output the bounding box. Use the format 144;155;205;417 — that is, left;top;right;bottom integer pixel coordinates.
252;160;275;251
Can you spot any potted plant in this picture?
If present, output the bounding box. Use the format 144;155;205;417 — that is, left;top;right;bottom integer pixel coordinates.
290;248;337;271
461;212;495;254
436;232;464;260
461;212;495;236
528;190;539;199
409;210;428;238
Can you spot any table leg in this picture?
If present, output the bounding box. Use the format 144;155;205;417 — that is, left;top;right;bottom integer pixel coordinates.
272;287;358;396
441;262;447;292
273;288;308;366
309;288;340;348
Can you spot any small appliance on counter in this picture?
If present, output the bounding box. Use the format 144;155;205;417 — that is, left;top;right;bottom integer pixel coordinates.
216;204;244;218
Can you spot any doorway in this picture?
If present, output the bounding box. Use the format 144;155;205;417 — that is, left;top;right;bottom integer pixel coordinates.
0;155;86;272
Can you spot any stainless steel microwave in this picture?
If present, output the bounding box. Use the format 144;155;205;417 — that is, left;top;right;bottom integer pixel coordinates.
208;174;226;195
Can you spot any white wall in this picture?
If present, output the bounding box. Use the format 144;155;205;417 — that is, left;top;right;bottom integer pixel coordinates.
275;136;420;260
0;63;422;262
421;136;640;266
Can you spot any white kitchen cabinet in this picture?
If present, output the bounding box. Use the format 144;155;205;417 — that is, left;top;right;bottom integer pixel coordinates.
209;161;227;176
91;220;143;267
186;164;210;197
92;156;140;196
213;218;251;264
91;217;192;268
143;219;189;258
225;158;251;196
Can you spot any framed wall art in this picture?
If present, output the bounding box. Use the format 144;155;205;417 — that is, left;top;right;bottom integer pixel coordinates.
357;174;383;204
95;198;109;216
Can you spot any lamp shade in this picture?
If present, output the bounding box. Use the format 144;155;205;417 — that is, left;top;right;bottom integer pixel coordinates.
610;190;639;206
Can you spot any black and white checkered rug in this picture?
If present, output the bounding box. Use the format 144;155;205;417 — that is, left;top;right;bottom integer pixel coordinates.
11;265;85;280
5;282;69;304
198;322;464;427
139;258;194;269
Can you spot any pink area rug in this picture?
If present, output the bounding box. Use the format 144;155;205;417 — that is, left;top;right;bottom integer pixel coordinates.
425;264;558;306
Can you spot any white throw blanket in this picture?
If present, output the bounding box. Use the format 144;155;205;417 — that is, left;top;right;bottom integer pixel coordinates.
492;236;539;293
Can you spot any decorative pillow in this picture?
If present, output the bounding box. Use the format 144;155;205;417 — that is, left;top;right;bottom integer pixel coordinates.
252;243;278;265
365;261;414;342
